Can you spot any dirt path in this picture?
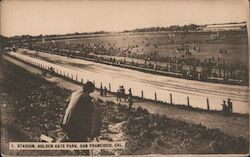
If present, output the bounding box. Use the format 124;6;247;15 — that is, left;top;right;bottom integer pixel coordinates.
3;55;249;140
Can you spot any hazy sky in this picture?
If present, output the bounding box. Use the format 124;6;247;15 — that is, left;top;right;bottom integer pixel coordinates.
1;0;249;37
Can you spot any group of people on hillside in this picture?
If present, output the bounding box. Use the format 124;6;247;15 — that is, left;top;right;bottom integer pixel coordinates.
116;86;133;109
100;84;108;96
99;84;134;109
221;98;233;116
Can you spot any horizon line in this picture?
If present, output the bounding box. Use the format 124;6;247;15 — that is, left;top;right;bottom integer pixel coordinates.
2;21;247;38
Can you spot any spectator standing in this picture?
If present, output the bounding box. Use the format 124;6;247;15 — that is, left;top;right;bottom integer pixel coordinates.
61;81;101;142
128;88;133;110
227;98;233;113
104;86;107;96
100;84;103;96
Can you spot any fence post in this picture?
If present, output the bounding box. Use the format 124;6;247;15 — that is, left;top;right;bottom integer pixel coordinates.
109;83;111;91
187;96;190;107
207;98;210;111
81;78;83;83
141;90;144;99
76;74;78;81
170;93;173;104
155;92;157;101
71;74;73;79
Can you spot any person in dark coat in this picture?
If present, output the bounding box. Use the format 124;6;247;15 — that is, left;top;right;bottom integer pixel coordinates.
128;88;132;97
120;86;126;102
104;87;107;96
117;89;121;102
227;98;233;113
61;81;101;142
128;88;133;110
100;84;103;96
221;100;227;116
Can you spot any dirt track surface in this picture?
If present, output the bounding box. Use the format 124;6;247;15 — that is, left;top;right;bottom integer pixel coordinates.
2;55;249;140
11;50;249;114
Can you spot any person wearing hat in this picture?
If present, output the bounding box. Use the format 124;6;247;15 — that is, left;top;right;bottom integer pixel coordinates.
61;81;101;142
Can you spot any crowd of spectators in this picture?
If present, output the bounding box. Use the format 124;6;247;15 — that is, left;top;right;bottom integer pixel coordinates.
15;39;249;85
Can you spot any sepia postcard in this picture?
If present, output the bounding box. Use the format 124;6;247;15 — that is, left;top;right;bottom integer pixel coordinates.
0;0;249;156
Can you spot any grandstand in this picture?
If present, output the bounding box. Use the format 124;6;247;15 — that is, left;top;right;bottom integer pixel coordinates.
200;22;246;32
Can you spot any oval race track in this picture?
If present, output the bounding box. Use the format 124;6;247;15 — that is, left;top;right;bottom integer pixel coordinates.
10;50;249;114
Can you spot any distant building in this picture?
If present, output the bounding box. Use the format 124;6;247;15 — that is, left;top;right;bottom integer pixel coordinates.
198;22;246;32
